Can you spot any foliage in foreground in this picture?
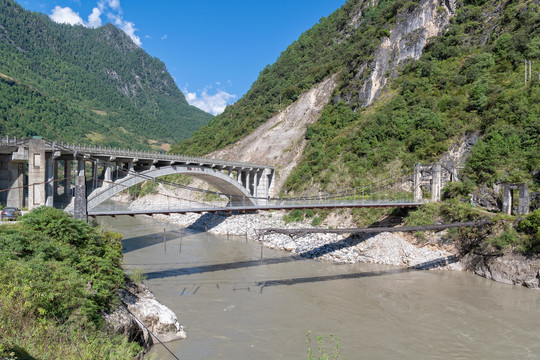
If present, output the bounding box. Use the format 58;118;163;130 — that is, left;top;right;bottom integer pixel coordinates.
306;332;347;360
0;207;141;359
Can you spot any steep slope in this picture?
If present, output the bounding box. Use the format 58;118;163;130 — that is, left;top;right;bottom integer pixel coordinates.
287;0;539;192
209;75;339;194
0;0;212;148
175;0;539;197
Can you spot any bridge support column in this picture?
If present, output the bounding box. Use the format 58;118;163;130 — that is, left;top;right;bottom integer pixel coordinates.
103;163;112;188
45;153;55;207
90;161;98;192
7;162;24;209
258;169;275;204
53;159;59;197
74;175;87;222
502;184;513;215
431;163;441;202
244;171;251;195
28;138;46;209
0;155;25;209
414;163;422;202
518;183;529;215
64;160;72;201
78;159;85;177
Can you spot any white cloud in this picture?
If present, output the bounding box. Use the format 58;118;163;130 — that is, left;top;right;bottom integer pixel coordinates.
106;0;120;10
49;0;141;46
183;88;236;115
145;35;152;39
161;34;168;40
87;7;102;27
114;18;142;46
50;6;84;25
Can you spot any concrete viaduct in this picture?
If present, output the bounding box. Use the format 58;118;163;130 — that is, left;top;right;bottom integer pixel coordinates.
0;137;276;216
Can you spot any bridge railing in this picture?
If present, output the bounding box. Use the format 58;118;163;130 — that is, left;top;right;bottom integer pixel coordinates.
88;176;419;213
54;141;273;170
0;136;28;147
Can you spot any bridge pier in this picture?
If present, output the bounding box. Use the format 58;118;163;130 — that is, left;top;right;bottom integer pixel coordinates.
103;163;112;188
64;160;72;202
45;152;55;207
502;183;529;215
28;138;47;209
74;175;87;221
431;163;442;202
414;164;422;202
0;155;25;209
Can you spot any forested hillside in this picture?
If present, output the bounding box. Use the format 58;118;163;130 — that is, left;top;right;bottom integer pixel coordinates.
173;0;539;196
0;0;212;148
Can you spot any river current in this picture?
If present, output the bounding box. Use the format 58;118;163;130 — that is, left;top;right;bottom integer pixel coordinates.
100;215;540;359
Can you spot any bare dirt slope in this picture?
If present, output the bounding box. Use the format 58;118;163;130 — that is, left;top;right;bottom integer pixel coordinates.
209;74;338;195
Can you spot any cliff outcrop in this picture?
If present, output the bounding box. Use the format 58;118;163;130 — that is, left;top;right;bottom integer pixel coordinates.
352;0;456;107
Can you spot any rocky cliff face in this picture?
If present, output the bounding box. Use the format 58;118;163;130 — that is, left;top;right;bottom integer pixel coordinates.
353;0;456;107
461;252;540;290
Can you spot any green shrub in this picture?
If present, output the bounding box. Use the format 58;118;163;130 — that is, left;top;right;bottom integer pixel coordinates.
517;209;540;251
130;268;147;283
442;181;475;200
283;209;305;224
311;216;322;226
488;226;522;251
306;331;346;360
0;207;136;358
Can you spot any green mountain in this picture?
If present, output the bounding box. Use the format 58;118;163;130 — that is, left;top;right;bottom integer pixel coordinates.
173;0;539;193
0;0;212;149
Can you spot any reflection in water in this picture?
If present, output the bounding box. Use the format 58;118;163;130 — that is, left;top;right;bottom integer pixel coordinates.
100;215;540;360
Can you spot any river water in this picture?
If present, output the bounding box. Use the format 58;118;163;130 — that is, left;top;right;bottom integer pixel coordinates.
100;215;540;359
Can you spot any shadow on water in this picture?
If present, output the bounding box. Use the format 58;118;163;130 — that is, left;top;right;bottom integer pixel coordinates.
256;267;411;290
255;254;460;292
144;255;307;280
123;229;193;253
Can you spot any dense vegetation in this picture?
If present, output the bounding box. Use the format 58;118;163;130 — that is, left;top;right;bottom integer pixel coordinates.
285;0;539;193
172;0;402;155
0;207;141;359
0;0;212;148
174;0;538;197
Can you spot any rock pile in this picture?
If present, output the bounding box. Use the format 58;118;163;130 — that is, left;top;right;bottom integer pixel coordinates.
154;211;461;270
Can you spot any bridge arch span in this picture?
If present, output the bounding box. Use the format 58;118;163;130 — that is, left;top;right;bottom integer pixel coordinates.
87;165;256;210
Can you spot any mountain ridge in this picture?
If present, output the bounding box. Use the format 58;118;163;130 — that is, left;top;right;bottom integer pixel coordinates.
0;0;212;148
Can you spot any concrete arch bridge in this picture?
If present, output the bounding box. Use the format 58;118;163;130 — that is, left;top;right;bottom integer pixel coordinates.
0;137;275;216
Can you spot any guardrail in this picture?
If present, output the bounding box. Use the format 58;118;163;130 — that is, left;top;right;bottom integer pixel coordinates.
55;141;273;169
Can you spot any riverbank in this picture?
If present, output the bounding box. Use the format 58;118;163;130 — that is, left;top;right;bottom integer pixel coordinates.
112;193;540;289
148;210;462;270
115;213;540;360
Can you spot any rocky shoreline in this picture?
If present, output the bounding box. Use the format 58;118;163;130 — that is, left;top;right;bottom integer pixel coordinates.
151;210;463;270
148;206;540;290
116;193;539;299
104;278;187;355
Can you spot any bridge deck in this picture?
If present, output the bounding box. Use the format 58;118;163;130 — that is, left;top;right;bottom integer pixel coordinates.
87;201;423;217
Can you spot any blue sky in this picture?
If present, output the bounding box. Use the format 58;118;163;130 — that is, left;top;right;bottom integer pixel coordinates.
15;0;348;115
